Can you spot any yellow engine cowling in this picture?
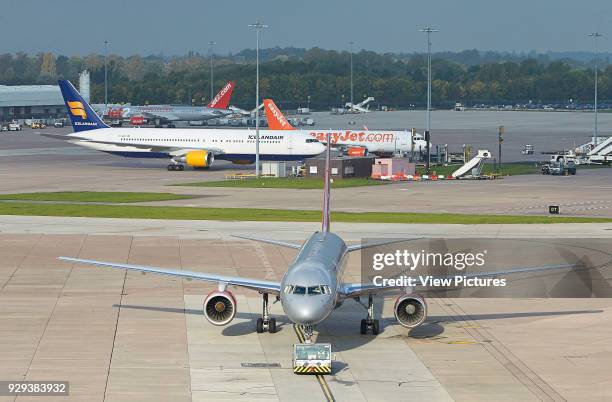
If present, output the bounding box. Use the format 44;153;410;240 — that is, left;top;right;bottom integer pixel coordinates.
182;150;214;168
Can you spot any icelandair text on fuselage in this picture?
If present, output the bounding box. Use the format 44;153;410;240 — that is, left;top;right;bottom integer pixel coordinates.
372;275;506;287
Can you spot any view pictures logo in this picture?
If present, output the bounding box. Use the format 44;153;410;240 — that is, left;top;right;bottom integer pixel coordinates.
68;101;87;119
372;249;487;271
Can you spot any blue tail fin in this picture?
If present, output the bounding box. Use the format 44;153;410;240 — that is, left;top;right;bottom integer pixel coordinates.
58;80;109;132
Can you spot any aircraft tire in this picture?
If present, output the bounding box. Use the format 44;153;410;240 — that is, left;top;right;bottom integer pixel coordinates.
268;318;276;333
256;318;264;333
372;320;380;335
360;319;367;335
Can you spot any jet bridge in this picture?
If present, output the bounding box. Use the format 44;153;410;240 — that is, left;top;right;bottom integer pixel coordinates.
452;149;491;178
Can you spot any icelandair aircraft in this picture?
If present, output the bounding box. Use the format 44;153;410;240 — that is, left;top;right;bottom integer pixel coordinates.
53;80;324;171
263;99;429;157
59;134;578;342
98;81;237;127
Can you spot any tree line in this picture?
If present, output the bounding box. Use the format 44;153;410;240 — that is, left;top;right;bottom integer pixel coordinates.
0;48;610;109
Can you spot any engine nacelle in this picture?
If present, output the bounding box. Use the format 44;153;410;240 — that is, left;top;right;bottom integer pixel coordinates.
181;150;215;168
347;146;368;157
203;290;237;326
394;294;427;328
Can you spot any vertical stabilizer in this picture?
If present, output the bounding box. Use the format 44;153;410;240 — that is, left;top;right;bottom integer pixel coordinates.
263;99;296;130
322;133;331;233
58;80;109;132
207;81;235;109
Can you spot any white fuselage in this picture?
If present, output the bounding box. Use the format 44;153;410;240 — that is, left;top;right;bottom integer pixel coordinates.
69;127;325;162
306;129;427;154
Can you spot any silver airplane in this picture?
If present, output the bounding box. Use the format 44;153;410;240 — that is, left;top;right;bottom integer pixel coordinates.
59;135;579;340
96;81;236;128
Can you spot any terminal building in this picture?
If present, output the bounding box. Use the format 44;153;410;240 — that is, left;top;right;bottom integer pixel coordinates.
0;71;90;123
0;85;65;122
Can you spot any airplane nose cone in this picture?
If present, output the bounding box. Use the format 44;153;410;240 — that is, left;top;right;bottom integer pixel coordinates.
283;297;330;325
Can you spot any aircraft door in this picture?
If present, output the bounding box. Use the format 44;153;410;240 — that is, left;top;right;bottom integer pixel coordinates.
287;134;294;155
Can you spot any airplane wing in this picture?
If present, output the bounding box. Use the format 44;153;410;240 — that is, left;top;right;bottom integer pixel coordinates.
231;235;302;250
340;262;579;298
59;257;281;295
346;238;423;252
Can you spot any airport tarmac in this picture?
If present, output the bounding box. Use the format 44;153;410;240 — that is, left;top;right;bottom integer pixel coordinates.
0;219;611;401
1;129;611;218
310;109;611;162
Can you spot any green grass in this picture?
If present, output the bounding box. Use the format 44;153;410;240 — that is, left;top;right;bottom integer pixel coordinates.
0;192;195;203
0;202;609;224
173;177;388;189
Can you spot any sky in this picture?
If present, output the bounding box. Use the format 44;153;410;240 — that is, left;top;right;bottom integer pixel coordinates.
1;0;610;56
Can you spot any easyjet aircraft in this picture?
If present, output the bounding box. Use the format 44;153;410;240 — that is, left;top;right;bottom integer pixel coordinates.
100;81;237;127
49;80;324;171
263;99;429;156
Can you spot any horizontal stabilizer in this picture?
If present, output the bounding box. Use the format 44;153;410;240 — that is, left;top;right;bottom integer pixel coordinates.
231;234;302;250
347;238;423;252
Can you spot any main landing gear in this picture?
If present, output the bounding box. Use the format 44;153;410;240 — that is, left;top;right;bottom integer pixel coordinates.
167;164;184;171
256;293;277;334
359;294;380;335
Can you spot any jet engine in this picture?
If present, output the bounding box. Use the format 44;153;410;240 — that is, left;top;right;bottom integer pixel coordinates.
394;294;427;328
203;290;236;326
346;146;368;157
181;150;215;168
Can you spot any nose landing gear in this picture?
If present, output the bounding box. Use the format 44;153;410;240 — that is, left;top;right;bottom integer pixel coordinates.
256;293;276;334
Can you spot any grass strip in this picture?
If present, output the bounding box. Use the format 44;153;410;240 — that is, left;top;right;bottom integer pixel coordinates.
0;202;610;224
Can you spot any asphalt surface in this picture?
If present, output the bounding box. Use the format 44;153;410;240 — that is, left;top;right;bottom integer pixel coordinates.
1;128;611;218
0;118;611;401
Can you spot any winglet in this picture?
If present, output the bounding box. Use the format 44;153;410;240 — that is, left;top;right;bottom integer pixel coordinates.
322;133;331;233
263;99;295;130
208;81;235;109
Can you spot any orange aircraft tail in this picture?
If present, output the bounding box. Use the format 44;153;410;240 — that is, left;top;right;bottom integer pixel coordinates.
263;99;295;130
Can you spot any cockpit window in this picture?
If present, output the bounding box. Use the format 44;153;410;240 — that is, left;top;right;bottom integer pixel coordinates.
306;138;319;143
308;285;322;295
307;285;330;295
285;285;307;295
285;285;329;295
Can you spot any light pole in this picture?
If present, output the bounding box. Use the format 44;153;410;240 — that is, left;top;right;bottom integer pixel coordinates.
104;40;111;108
208;41;216;102
588;32;603;145
249;21;268;177
349;41;355;109
419;27;438;172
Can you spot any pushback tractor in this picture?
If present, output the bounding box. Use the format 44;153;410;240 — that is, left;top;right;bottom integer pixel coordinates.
293;343;332;374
